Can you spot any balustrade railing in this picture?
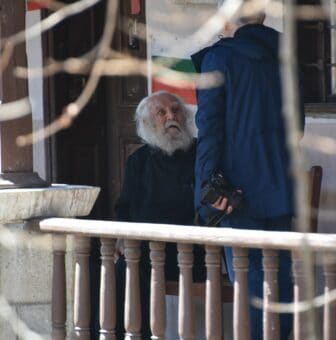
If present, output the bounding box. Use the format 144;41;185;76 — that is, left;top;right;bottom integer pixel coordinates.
40;218;336;340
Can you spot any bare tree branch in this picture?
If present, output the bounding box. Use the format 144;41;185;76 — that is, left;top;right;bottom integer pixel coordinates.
281;0;317;337
0;0;102;71
0;98;31;121
17;0;118;146
252;286;336;313
0;295;48;340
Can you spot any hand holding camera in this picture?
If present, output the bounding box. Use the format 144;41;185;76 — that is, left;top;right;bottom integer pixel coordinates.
201;171;244;215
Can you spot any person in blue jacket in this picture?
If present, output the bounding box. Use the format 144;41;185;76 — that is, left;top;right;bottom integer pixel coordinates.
191;12;305;340
114;91;206;339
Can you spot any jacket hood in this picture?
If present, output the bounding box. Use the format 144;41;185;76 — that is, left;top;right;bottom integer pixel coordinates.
192;24;280;72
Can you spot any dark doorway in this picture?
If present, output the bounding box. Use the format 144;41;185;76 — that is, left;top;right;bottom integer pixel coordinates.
44;0;147;219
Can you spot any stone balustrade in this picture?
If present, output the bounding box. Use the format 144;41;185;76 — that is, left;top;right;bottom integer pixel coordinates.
0;185;99;339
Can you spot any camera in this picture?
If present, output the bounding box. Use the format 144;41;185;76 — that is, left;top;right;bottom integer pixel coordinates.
201;171;244;210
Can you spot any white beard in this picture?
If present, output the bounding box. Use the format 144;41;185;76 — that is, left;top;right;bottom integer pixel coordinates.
137;120;194;155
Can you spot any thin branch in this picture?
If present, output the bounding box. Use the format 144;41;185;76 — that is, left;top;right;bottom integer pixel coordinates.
16;54;223;90
252;286;336;313
17;0;118;146
0;295;48;340
0;0;102;71
281;0;317;337
0;225;52;251
302;133;336;155
0;97;31;121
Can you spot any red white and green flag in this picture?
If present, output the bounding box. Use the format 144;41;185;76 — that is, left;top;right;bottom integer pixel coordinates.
151;56;197;105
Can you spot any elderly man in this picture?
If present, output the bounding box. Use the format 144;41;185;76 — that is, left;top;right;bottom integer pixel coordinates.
114;91;205;339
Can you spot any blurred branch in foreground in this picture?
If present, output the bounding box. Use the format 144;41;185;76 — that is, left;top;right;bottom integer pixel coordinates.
0;294;48;340
0;0;102;72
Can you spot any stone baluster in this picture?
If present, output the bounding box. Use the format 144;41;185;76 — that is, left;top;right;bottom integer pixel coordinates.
73;236;91;340
262;249;280;340
323;253;336;340
149;241;166;339
232;247;250;340
205;245;222;340
99;238;117;340
292;250;310;340
177;243;195;340
52;234;67;340
124;239;142;340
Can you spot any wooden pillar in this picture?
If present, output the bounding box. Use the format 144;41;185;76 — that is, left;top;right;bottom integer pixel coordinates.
124;239;141;340
149;241;166;340
262;249;280;340
0;0;47;188
232;247;250;340
177;243;195;340
205;245;222;340
73;236;91;340
99;238;117;340
52;234;67;340
323;253;336;340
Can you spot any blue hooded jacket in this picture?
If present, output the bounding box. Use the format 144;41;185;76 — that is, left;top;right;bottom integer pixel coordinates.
191;24;305;220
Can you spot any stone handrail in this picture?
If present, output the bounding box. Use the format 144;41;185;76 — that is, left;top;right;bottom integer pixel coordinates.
40;218;336;340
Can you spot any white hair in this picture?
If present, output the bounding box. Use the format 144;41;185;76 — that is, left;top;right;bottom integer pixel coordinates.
135;91;195;155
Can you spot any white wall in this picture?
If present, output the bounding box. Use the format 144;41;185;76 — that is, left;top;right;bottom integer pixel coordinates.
147;0;282;61
302;117;336;233
26;10;46;180
147;0;219;59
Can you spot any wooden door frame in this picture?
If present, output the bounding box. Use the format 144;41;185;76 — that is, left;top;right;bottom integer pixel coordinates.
106;0;148;218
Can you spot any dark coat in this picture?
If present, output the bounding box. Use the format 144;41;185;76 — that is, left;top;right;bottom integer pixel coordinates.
191;24;305;219
115;141;205;281
115;143;196;226
114;142;205;339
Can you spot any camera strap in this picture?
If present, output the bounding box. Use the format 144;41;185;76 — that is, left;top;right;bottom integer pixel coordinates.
194;210;227;227
206;210;227;227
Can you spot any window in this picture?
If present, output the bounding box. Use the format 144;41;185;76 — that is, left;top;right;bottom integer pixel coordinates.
297;0;336;111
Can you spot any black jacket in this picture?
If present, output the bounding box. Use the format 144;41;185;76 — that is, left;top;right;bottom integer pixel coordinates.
115;143;196;225
115;141;205;281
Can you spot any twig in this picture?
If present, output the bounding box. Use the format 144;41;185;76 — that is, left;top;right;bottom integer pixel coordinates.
281;0;317;338
0;295;48;340
0;97;31;121
17;0;118;146
252;286;336;313
0;0;102;71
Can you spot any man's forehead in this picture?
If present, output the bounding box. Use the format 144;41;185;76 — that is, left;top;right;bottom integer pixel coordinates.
149;95;180;109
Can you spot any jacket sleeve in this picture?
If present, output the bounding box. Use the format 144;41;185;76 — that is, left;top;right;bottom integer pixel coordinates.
114;157;135;222
194;50;227;217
